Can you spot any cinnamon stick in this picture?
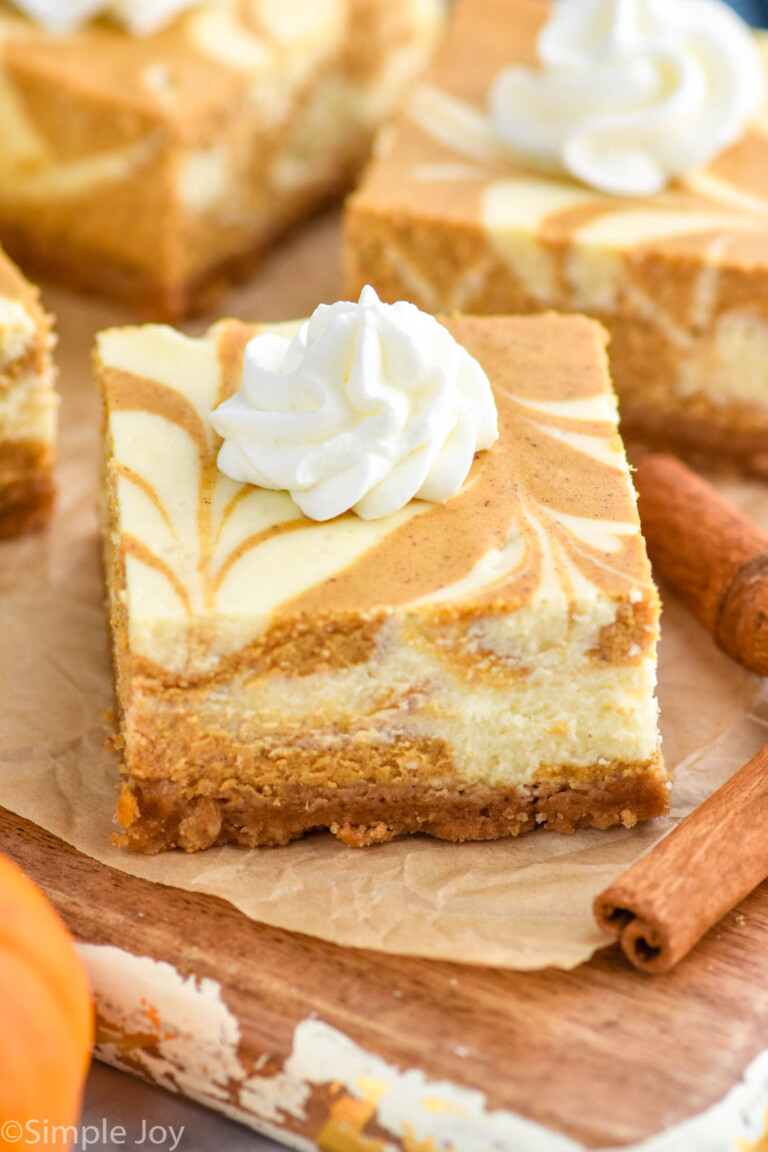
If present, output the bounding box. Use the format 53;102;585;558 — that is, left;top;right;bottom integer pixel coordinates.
594;744;768;973
634;454;768;676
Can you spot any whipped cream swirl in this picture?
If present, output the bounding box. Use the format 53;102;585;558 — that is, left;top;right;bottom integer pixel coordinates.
211;287;499;522
489;0;767;196
9;0;200;35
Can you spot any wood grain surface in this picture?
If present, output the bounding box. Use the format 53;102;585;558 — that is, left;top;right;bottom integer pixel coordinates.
4;806;768;1150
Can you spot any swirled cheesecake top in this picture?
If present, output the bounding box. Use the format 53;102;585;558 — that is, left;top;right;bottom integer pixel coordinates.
0;0;350;118
97;311;654;674
352;0;768;283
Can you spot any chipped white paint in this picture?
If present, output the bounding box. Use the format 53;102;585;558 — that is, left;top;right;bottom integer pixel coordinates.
80;944;244;1098
80;945;768;1152
290;1019;581;1152
287;1019;768;1152
79;944;312;1150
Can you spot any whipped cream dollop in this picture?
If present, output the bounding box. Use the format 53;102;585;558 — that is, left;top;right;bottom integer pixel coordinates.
9;0;200;35
489;0;767;196
211;287;499;522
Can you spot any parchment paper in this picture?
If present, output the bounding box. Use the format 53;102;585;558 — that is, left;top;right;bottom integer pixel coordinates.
1;209;766;971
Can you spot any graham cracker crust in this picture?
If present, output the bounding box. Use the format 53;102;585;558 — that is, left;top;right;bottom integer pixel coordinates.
116;762;669;853
0;441;54;538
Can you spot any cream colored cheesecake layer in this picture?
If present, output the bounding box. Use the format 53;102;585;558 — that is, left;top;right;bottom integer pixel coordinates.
127;644;659;786
0;274;56;446
0;294;33;366
97;313;656;676
349;0;768;412
0;367;56;441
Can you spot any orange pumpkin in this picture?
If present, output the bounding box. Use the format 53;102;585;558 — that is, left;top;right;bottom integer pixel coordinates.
0;855;93;1151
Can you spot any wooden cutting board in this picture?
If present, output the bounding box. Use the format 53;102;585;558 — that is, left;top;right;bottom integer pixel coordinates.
5;803;768;1151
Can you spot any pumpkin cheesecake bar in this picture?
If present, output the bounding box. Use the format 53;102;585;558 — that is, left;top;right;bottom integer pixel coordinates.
345;0;768;476
97;306;666;853
0;246;56;538
0;0;441;318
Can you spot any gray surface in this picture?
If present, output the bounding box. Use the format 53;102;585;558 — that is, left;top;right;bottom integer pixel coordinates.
80;1063;283;1152
729;0;768;26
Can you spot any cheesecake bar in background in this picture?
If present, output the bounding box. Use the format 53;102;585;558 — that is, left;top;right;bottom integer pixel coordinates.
0;246;56;538
96;291;665;853
345;0;768;476
0;0;442;318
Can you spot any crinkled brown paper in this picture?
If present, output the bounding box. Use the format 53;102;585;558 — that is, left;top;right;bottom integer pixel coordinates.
1;211;766;971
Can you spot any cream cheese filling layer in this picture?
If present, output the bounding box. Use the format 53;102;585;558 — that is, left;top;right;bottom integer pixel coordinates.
678;309;768;407
127;641;660;785
0;366;56;442
0;295;34;366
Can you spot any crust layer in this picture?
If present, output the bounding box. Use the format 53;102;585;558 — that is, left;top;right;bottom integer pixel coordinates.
0;440;54;538
116;757;668;853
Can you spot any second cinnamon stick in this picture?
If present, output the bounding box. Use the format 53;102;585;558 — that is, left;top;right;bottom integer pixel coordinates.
634;454;768;676
594;744;768;974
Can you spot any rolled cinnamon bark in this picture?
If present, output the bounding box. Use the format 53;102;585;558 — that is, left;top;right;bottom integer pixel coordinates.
594;744;768;973
634;454;768;676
